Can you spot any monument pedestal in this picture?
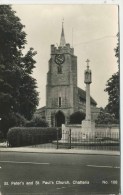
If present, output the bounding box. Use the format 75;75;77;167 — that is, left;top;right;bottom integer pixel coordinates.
81;120;95;139
82;120;95;132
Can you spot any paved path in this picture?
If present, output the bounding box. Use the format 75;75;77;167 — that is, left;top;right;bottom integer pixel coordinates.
0;141;120;155
0;146;120;155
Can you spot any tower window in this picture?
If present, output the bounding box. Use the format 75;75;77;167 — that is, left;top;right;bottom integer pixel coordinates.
58;97;62;107
57;65;62;74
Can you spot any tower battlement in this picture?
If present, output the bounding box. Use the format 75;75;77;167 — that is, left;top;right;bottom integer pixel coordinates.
51;44;74;55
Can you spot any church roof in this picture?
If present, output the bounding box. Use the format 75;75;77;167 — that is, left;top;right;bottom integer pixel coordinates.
78;87;97;105
60;21;66;47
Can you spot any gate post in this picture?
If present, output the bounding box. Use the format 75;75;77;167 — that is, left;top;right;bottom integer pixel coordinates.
57;128;59;149
69;129;71;149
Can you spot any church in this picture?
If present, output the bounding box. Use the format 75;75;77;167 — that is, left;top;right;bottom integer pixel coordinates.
36;23;100;127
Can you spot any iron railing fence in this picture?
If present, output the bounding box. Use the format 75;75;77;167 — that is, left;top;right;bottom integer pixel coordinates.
29;129;120;151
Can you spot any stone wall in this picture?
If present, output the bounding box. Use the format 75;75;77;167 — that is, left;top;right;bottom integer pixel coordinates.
61;124;119;141
95;124;119;135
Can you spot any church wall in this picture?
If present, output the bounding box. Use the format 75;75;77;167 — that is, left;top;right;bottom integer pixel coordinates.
71;56;78;112
46;85;74;108
78;101;100;121
71;55;77;86
45;107;74;127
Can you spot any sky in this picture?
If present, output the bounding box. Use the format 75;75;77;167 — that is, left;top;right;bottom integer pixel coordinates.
12;4;119;109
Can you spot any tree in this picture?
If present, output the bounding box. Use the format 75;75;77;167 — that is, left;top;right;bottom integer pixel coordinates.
105;33;119;121
0;5;39;137
105;72;119;120
0;113;27;137
70;111;85;124
95;108;118;125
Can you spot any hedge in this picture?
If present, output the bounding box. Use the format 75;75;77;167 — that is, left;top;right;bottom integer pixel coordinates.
7;127;62;147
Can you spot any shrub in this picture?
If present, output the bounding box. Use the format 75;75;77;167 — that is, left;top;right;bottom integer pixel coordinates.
7;127;61;147
26;116;48;127
70;111;85;124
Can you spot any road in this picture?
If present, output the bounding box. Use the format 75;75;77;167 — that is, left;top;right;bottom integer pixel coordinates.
0;152;120;195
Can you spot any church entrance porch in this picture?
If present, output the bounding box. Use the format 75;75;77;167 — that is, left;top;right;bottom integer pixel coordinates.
55;111;65;127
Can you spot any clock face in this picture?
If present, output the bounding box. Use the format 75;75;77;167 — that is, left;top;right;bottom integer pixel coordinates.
54;54;65;65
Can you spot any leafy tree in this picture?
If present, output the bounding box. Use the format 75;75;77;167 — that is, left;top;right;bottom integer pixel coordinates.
95;108;118;125
0;5;39;137
105;33;119;121
0;112;27;138
114;33;119;70
105;72;119;120
70;111;85;124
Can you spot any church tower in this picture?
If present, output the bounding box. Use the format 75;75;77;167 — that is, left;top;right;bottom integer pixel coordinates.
46;22;78;127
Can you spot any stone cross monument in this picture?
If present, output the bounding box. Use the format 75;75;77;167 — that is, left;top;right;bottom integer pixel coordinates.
85;59;91;121
82;59;95;133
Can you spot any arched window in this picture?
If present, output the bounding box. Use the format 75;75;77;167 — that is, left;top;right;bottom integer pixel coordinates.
58;97;62;107
57;65;62;74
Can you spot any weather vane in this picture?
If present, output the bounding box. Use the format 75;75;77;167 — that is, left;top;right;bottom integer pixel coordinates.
86;59;90;68
62;18;64;25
